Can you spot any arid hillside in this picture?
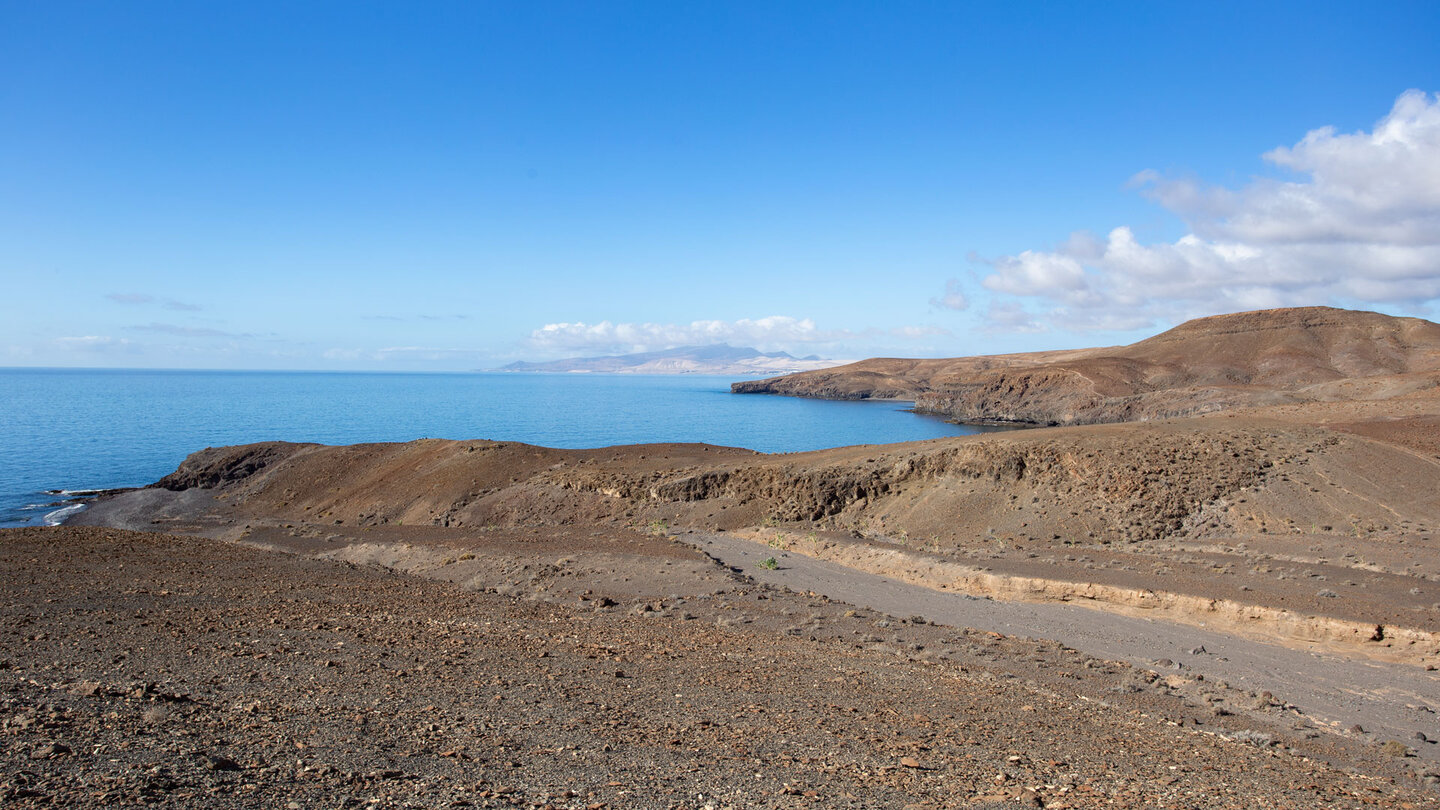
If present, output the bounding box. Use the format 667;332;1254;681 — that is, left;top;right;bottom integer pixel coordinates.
733;307;1440;426
89;403;1440;646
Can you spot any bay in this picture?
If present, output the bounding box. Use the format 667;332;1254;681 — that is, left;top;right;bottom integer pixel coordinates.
0;368;997;527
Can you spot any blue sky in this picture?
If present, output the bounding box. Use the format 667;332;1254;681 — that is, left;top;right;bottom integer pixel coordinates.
3;1;1438;370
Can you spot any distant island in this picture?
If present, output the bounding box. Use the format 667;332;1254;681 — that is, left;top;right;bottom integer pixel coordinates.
497;344;840;376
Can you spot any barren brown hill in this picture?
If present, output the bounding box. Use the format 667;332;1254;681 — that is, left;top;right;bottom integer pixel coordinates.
86;410;1440;647
733;307;1440;426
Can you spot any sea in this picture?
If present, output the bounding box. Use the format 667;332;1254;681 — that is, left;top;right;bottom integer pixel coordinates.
0;368;1003;528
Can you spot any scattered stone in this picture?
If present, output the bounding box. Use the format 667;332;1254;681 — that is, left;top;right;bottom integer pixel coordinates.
202;753;243;771
71;680;102;696
30;743;70;759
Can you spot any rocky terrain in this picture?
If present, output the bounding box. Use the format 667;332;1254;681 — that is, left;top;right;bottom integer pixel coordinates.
11;305;1440;806
87;408;1440;652
733;307;1440;426
5;525;1438;808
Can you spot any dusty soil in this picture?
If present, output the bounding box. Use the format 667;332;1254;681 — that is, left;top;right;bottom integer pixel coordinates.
4;525;1438;809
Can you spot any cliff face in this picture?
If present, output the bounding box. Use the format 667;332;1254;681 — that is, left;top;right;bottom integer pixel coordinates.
733;307;1440;425
131;427;1293;545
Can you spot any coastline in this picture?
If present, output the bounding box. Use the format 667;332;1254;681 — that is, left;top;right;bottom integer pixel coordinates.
0;369;979;530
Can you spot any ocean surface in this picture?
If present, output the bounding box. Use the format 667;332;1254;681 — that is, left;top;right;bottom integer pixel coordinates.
0;368;1002;528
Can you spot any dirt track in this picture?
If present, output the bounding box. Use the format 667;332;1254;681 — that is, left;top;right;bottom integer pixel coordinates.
688;531;1440;766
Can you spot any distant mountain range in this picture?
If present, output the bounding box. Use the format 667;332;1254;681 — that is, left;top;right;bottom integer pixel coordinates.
498;344;838;375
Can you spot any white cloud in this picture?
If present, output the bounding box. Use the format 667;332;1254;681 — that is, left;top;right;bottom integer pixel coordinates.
930;279;970;311
977;90;1440;332
529;316;836;354
528;316;953;357
984;302;1046;334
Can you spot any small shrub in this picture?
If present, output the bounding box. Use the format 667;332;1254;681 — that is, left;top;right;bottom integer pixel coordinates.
1222;729;1273;747
1381;740;1412;758
759;557;779;570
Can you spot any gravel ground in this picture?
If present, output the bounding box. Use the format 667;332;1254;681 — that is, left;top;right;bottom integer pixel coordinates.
688;531;1440;766
3;526;1437;809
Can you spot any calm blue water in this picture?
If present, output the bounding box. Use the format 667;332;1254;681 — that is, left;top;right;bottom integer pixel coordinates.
0;368;996;528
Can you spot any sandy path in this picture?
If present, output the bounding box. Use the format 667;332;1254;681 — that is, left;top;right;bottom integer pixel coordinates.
687;532;1440;763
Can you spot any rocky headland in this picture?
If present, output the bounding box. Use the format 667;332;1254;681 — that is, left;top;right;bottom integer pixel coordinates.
733;307;1440;426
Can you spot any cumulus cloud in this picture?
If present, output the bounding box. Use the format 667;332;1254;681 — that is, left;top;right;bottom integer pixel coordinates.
930;279;970;311
977;90;1440;332
983;302;1046;333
